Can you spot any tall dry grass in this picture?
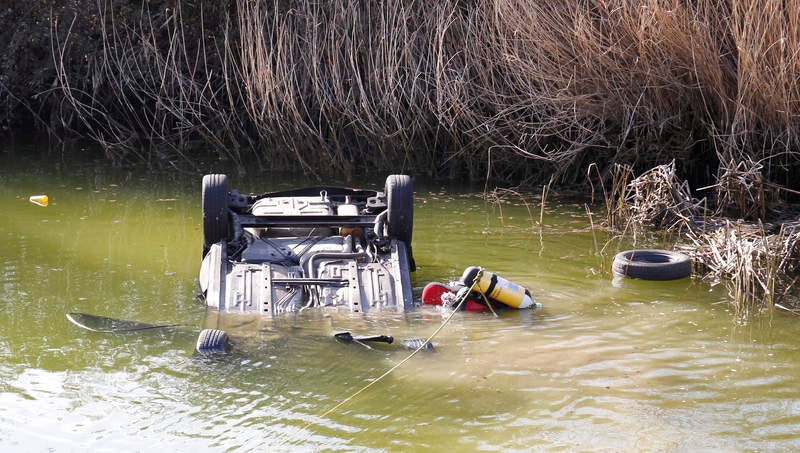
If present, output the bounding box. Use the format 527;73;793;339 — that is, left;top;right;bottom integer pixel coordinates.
45;0;799;183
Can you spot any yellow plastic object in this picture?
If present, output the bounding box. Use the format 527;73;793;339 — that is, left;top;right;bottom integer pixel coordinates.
29;195;49;207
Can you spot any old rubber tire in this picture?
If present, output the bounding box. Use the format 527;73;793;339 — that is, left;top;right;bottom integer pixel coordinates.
196;329;229;354
612;249;691;280
385;174;413;245
202;174;230;253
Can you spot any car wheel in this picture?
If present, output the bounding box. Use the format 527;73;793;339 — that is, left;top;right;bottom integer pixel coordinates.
385;174;413;244
385;174;414;269
612;249;691;280
202;174;230;255
196;329;229;354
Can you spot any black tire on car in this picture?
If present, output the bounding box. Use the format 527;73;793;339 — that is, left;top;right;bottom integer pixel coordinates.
202;174;230;254
612;249;691;280
196;329;229;354
385;174;415;269
385;175;413;245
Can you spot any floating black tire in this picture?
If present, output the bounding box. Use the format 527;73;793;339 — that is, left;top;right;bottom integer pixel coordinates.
196;329;229;354
612;249;691;280
202;174;230;253
385;174;413;245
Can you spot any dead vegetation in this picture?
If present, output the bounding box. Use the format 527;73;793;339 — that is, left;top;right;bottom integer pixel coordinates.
0;0;797;185
603;161;800;316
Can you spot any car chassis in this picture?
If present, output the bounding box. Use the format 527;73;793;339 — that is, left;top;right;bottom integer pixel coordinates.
198;175;416;330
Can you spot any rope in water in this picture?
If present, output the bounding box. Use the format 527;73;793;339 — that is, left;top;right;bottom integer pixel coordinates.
296;268;484;434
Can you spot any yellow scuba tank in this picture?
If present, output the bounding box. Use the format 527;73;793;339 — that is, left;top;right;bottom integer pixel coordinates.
460;266;536;309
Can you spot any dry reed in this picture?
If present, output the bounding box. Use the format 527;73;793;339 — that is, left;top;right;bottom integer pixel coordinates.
29;0;796;183
609;161;800;315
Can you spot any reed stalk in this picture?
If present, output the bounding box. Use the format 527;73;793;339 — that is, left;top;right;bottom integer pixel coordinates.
611;161;800;315
18;0;792;182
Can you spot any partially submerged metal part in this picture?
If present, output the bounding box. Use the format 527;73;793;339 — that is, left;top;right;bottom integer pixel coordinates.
200;238;414;316
66;312;182;333
199;182;415;318
334;332;394;345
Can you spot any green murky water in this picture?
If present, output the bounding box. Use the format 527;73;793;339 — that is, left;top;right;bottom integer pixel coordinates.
2;149;800;451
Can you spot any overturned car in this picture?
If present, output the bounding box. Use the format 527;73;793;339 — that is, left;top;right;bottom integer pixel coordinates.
196;174;416;351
